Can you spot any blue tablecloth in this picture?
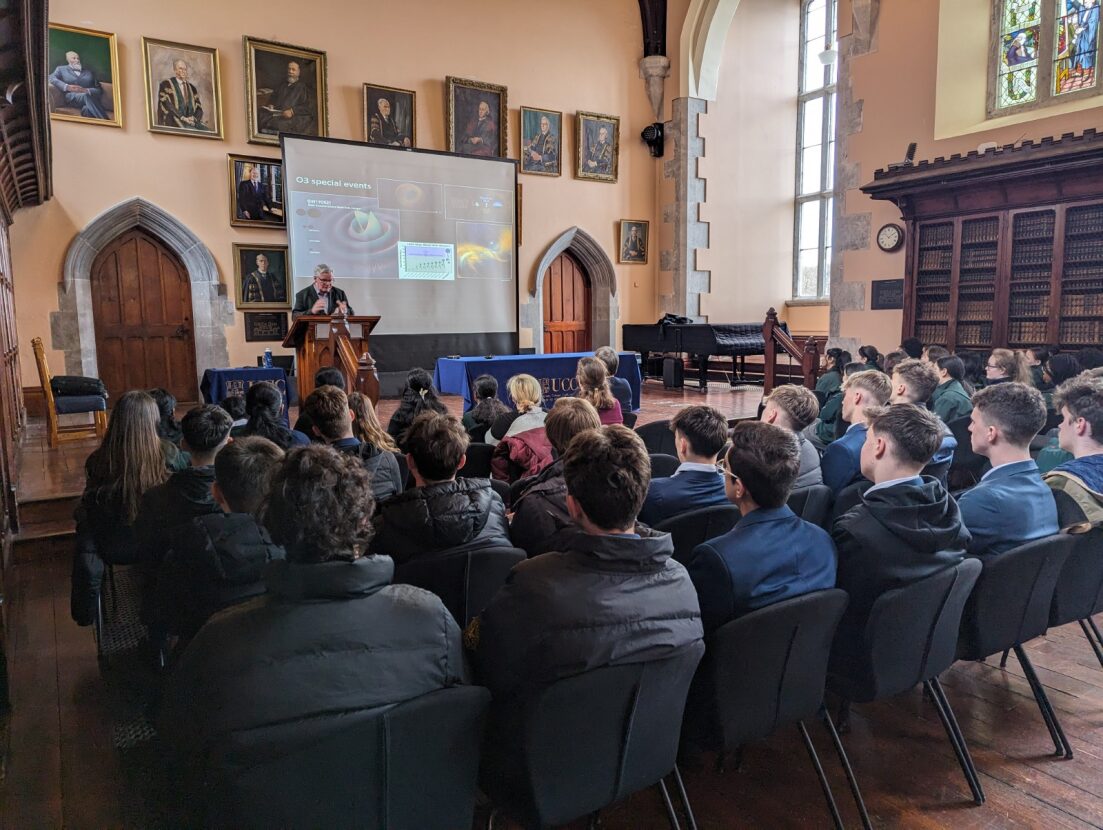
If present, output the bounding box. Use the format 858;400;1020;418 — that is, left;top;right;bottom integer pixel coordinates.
433;352;641;412
200;367;290;426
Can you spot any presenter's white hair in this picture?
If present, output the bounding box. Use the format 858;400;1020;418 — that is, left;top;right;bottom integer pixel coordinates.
313;264;333;276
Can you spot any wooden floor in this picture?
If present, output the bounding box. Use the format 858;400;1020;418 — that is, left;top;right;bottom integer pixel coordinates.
4;382;1103;828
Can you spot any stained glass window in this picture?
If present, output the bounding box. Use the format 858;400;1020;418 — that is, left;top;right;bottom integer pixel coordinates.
1053;0;1099;95
993;0;1102;113
795;0;837;299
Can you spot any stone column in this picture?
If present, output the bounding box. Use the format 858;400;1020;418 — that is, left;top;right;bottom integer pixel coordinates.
660;97;710;319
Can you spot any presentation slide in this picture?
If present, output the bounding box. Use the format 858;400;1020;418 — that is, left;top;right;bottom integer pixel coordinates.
282;136;518;338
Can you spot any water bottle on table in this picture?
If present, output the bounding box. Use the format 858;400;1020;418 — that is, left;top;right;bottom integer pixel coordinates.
264;348;273;368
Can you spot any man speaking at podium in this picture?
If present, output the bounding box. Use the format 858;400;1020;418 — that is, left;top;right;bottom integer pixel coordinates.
292;263;354;318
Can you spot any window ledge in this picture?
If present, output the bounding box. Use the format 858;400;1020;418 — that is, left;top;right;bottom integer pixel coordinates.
786;298;830;307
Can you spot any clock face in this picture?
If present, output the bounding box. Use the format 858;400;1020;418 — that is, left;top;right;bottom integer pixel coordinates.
877;224;903;252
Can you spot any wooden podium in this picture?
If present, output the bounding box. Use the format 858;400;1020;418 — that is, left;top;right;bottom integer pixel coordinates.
283;314;381;405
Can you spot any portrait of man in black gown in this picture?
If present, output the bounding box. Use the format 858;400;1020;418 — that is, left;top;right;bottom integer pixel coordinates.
246;37;327;145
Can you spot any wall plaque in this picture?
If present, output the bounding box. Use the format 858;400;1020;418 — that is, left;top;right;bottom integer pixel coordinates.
244;311;289;342
871;279;904;310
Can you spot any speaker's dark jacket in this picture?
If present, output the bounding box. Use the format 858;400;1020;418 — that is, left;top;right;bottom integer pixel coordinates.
291;285;354;317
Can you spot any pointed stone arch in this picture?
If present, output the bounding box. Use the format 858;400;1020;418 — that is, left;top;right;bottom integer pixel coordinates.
526;227;619;354
679;0;744;100
53;197;231;379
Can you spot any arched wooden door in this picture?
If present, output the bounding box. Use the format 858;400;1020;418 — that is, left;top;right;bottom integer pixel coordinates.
542;252;592;353
91;228;198;404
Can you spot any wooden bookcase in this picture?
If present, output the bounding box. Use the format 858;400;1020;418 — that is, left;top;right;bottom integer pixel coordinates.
862;129;1103;351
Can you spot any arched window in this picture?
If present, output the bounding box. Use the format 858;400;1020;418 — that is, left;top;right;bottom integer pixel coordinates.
794;0;837;300
991;0;1100;115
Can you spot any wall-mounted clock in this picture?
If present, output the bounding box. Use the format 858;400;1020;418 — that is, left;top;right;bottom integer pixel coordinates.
876;223;905;252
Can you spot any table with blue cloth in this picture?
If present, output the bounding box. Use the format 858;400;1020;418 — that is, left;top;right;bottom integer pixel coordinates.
433;352;641;411
200;367;290;426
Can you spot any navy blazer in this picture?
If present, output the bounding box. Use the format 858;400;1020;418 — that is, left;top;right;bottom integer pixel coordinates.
958;459;1059;556
638;467;727;526
821;423;867;493
686;505;837;633
609;375;634;414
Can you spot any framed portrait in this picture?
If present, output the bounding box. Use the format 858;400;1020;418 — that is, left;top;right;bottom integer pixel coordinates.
244;36;327;146
576;111;620;183
519;106;562;177
447;76;508;159
141;37;223;139
47;24;122;128
228;154;285;228
363;83;415;148
618;219;649;265
233;243;291;310
244;312;289;342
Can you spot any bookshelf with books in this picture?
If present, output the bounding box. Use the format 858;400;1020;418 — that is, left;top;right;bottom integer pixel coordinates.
861;130;1103;352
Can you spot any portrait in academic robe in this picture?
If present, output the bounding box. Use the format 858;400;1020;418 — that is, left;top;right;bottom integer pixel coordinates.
245;37;328;145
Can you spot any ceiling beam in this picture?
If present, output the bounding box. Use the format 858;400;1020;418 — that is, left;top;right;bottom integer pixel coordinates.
638;0;667;57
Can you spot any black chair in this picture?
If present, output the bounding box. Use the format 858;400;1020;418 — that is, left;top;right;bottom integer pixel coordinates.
650;453;681;479
1052;485;1088;529
828;558;985;805
392;451;412;490
459;443;494;479
787;484;833;529
653;504;742;564
468;422;491;443
206;686;491;830
685;589;870;830
636;419;677;456
1049;523;1103;668
957;533;1077;758
921;458;951;487
622;411;638;429
489;477;511;508
393;546;526;627
947;414;988;488
481;643;705;830
828;479;871;527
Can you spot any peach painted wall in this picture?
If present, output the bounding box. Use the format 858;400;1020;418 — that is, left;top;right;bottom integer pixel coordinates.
837;0;1103;354
697;0;802;327
14;0;668;387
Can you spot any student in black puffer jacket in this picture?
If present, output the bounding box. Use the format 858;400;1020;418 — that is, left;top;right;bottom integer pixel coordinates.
372;412;511;564
158;445;467;768
151;437;286;643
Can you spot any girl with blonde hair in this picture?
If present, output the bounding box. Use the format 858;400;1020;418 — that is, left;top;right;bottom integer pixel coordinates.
985;348;1033;386
349;391;398;453
488;373;547;446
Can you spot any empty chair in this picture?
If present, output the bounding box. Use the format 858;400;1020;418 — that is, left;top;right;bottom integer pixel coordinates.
684;589;870;830
204;686;490;830
481;643;704;830
957;533;1077;758
458;442;494;479
650;452;681;479
787;485;834;529
653;504;742;564
393;546;525;627
32;336;108;448
636;419;678;456
1049;524;1103;667
828;558;985;805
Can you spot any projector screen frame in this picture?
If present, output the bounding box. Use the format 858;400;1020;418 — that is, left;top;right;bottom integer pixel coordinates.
279;132;521;343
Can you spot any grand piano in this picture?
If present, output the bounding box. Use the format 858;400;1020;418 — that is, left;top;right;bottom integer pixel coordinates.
622;321;786;390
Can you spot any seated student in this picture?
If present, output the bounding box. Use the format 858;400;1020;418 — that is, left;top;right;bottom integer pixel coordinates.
472;425;703;699
1035;354;1084;474
760;385;822;488
595;346;634;414
890;358;957;465
1044;374;1103;525
158;445;468;762
931;355;973;424
686;422;836;633
234;381;310;449
1026;346;1054;390
488;374;546;447
986;348;1033;386
807;361;867;450
923;345;949;365
387;367;449;450
372;412;512;564
820;370;892;492
816;348;850;397
149;387;189;471
348;391;399;454
292;367;345;439
135;405;233;568
959;382;1058;555
461;374;510;441
959;350;987;394
1078;347;1103;371
832;404;969;660
881;350;907;377
219;394;247;430
900;336;924;360
152;437;286;642
302;385;402;503
858;345;883;372
576;357;623;425
509;397;602;556
638;405;729;526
